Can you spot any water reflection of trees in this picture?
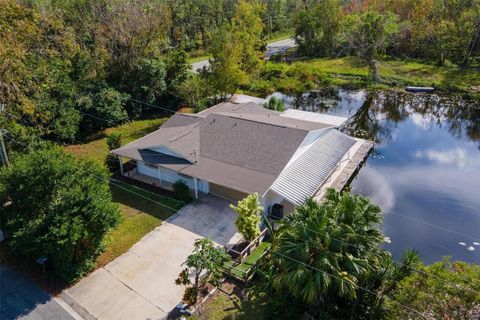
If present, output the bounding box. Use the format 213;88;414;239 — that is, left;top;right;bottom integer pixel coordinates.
291;87;341;113
342;91;480;145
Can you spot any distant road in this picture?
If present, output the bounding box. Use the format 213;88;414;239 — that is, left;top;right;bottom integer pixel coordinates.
265;37;296;59
191;37;296;72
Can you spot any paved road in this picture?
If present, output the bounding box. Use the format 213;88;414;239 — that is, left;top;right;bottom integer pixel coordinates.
265;37;296;59
191;37;296;72
64;195;239;320
0;266;74;320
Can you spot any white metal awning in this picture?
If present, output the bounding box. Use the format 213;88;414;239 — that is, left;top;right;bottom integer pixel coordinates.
269;129;356;205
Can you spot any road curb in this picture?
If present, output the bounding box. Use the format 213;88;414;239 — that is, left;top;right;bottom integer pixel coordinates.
60;290;97;320
53;296;85;320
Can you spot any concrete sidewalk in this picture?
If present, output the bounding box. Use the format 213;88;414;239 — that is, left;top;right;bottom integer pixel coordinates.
63;195;238;320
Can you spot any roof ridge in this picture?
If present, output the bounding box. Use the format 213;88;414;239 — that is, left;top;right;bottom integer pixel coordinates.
168;129;195;142
231;102;256;111
208;112;310;131
176;112;201;118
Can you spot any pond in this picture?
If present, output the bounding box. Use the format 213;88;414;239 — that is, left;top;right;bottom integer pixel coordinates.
268;89;480;264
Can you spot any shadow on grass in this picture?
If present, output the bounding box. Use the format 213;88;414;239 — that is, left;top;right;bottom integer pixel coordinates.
110;181;183;221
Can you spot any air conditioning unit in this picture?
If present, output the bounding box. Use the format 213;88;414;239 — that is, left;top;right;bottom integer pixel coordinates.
271;203;284;220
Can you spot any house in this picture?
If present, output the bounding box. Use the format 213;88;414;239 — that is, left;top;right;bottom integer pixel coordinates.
112;101;372;215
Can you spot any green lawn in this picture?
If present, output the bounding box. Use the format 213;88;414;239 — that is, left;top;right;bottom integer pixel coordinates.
259;57;480;96
65;116;181;267
97;180;184;267
191;284;268;320
65;117;169;165
224;241;271;279
189;55;211;63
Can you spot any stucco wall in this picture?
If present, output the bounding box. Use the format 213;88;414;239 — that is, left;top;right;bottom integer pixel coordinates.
136;161;209;193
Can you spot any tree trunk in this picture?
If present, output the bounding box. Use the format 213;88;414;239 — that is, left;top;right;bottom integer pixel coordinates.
369;59;379;83
193;272;200;304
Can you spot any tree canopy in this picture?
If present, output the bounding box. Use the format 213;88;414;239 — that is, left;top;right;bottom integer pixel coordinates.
207;0;265;100
388;258;480;319
272;189;384;305
0;145;120;282
176;238;231;304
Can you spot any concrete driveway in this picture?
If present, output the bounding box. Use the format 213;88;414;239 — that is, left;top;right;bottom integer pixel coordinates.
0;266;77;320
63;195;238;320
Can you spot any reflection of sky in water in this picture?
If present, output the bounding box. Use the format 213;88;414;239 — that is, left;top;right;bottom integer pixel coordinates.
274;90;480;264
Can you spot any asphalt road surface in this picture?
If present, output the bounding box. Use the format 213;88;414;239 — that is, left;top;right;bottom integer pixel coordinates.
191;37;296;72
0;266;74;320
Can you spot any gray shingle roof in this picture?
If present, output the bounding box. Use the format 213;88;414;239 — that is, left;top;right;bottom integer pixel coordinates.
112;102;355;196
196;102;279;117
113;123;199;163
199;113;309;175
269;129;356;205
161;113;201;128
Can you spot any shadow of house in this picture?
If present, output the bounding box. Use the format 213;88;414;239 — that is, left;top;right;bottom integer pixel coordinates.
0;266;73;320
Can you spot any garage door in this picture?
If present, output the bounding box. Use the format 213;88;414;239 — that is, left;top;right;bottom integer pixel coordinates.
209;183;248;203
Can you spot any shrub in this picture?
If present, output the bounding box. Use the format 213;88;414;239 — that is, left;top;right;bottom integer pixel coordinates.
106;132;122;150
105;132;122;172
246;79;276;96
230;193;263;242
0;145;120;283
173;180;191;202
264;96;285;111
263;63;286;80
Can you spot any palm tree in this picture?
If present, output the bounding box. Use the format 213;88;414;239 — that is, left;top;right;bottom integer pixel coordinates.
271;188;384;307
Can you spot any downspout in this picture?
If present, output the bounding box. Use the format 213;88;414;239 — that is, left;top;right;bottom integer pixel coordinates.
118;155;124;175
194;177;199;199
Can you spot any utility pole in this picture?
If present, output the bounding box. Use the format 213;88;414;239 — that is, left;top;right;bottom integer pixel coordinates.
0;103;9;166
269;16;272;40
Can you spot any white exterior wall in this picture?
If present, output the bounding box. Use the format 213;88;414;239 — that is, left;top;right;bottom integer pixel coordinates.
261;190;285;214
261;190;296;217
137;161;209;193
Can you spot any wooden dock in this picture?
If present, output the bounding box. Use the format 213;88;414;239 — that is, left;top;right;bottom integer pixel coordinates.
330;140;374;191
314;139;374;201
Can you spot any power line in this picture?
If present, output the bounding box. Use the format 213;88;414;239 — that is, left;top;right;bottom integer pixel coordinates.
5;108;478;244
3;134;427;318
129;99;179;114
386;212;480;242
1;112;121;163
0;128;465;317
265;212;477;292
77;110;120;126
271;251;427;319
0;103;9;166
3;132;181;212
4;109;479;244
267;204;480;243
